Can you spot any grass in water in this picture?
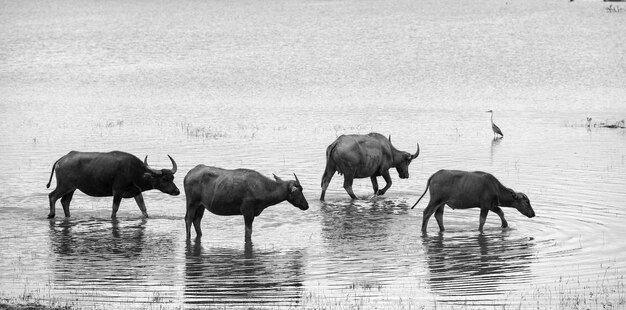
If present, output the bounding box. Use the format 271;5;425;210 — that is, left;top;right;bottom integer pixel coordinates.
1;268;623;309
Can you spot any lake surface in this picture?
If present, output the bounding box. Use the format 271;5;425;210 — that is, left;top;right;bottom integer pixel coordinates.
1;0;625;308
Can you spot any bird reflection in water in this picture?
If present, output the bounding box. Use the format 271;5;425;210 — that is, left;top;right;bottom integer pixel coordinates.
490;136;502;163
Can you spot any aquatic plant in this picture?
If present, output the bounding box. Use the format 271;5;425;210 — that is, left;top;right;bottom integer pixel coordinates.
565;118;626;129
600;119;626;129
1;265;623;310
0;295;72;310
180;121;228;140
94;119;124;128
605;4;623;13
332;124;373;137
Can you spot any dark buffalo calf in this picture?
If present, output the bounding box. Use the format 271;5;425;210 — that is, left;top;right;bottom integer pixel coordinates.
412;169;535;233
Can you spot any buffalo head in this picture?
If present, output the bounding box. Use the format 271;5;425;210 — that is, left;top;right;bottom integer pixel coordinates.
143;155;180;196
505;190;535;218
274;173;309;210
394;141;420;179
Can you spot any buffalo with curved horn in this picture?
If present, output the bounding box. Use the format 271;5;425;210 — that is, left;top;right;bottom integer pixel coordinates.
320;132;420;200
184;165;309;242
46;151;180;218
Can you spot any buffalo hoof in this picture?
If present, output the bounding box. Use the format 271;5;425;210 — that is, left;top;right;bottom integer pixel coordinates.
47;214;55;219
376;190;386;196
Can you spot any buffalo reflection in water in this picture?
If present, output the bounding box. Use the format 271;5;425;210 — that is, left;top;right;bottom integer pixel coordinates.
47;218;177;297
320;198;410;244
49;218;148;257
317;198;415;288
421;231;534;303
184;239;305;306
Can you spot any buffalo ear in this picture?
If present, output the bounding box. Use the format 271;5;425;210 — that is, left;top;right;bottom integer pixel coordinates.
290;185;299;193
518;192;528;201
273;174;284;182
142;172;153;181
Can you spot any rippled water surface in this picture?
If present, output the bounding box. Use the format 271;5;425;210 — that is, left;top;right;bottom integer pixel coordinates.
1;0;625;308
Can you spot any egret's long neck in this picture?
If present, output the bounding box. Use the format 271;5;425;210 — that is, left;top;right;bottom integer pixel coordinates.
490;112;494;124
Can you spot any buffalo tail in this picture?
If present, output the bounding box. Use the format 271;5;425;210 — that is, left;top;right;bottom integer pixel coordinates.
411;176;432;209
46;159;60;188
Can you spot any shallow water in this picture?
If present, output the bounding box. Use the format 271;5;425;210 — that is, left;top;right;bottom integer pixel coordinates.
1;0;625;308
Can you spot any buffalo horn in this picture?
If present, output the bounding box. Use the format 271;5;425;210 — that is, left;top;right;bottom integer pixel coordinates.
143;156;163;175
168;155;177;174
274;174;287;183
411;142;420;159
293;173;301;187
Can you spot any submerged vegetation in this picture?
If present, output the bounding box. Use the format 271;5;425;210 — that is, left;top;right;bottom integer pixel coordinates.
605;4;623;13
180;121;262;140
0;298;71;310
180;121;229;140
2;270;623;310
94;120;124;128
565;117;626;129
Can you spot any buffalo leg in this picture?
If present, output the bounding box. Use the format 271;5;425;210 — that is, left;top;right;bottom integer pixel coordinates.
48;186;74;218
185;201;202;239
243;213;255;243
422;200;444;233
184;210;193;239
48;193;59;218
133;193;149;218
320;165;336;201
434;204;445;232
376;170;393;195
342;173;357;199
478;207;490;232
370;176;379;195
192;206;205;238
492;206;508;228
111;194;123;218
60;190;75;218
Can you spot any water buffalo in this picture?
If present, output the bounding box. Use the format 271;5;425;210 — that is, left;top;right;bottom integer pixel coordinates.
320;133;420;200
46;151;180;218
412;169;535;233
184;165;309;242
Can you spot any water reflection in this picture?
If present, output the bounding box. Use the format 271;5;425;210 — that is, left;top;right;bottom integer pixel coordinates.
48;218;148;257
316;198;415;289
490;137;502;163
421;232;534;302
320;198;409;244
184;239;304;306
47;218;178;300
